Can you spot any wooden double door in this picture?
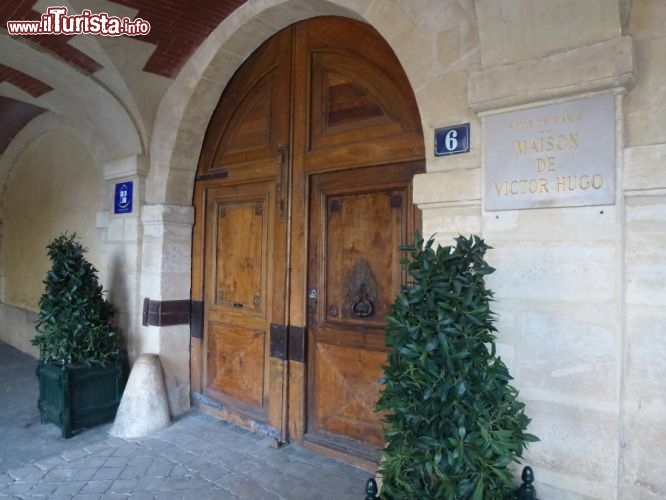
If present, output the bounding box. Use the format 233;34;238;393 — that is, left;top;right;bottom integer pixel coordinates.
192;16;424;464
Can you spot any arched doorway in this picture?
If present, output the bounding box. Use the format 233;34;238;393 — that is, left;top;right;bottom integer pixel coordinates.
191;16;424;465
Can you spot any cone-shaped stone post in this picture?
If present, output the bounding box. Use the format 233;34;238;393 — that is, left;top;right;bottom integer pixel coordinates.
110;353;171;438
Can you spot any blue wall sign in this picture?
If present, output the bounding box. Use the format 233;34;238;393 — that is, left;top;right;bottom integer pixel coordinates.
435;123;470;156
114;181;133;214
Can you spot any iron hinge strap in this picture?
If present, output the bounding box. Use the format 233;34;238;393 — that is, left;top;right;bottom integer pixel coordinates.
269;324;305;362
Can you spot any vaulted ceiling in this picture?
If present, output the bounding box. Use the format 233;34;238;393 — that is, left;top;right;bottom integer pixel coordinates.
0;0;248;155
1;0;635;162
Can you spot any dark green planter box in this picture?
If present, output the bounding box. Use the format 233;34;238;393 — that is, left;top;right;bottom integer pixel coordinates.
37;357;125;438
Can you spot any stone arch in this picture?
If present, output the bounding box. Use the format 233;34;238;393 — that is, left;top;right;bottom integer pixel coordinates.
0;112;109;217
141;0;478;414
147;0;451;206
0;113;108;318
1;125;105;317
0;113;110;292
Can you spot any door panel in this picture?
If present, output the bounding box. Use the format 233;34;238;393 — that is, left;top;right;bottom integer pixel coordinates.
199;26;291;174
312;343;386;445
307;163;422;458
292;16;424;173
214;200;266;313
203;184;274;418
207;322;265;407
324;189;404;326
310;52;411;149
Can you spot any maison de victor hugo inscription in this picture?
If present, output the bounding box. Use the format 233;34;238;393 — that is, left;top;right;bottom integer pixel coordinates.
484;94;615;211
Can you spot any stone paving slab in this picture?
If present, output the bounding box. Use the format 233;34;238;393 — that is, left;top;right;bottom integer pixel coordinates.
0;343;372;499
0;411;371;499
0;343;113;473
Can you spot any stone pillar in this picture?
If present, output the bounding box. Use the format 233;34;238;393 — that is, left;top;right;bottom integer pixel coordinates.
101;154;149;362
620;144;666;497
140;204;194;416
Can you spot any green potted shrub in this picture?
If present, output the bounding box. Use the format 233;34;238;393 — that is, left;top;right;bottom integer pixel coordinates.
32;232;125;438
376;234;537;499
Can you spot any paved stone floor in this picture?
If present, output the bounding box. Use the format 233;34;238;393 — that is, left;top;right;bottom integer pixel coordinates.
0;342;372;499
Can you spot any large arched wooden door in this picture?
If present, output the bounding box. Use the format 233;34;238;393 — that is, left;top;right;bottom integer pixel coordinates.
192;16;424;465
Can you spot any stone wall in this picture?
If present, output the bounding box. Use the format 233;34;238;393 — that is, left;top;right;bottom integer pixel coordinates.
407;1;666;498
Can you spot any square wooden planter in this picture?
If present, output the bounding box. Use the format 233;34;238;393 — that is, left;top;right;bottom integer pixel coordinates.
37;357;125;438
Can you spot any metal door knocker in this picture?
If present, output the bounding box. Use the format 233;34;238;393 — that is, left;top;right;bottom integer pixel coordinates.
352;283;374;318
347;259;378;319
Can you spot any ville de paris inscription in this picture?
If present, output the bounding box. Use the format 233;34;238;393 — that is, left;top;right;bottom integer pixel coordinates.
484;94;616;211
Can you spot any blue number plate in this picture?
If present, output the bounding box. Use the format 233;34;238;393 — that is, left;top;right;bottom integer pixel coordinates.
435;124;470;156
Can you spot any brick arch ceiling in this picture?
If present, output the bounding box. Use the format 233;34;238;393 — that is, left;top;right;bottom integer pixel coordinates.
0;0;248;153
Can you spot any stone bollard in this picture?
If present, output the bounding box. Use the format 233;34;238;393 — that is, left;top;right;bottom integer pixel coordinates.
110;353;171;439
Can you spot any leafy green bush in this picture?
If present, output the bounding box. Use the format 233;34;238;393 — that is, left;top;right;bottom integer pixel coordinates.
376;234;537;499
32;233;119;366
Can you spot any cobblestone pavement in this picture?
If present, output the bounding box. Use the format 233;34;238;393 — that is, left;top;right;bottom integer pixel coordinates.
0;343;371;499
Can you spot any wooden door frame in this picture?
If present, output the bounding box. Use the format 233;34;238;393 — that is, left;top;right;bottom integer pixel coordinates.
190;16;425;464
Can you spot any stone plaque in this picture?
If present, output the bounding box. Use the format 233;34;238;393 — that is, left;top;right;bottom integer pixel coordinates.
484;94;615;211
